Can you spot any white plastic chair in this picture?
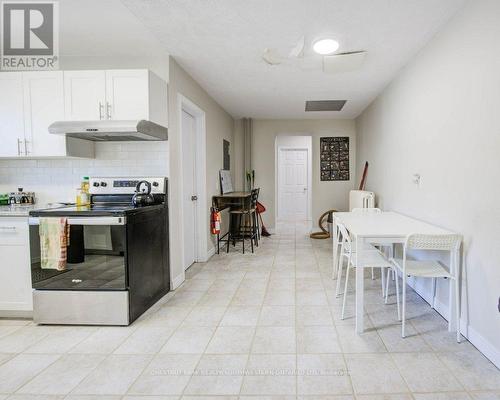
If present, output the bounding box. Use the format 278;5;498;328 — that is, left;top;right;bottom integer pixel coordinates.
333;218;378;296
352;207;391;287
390;233;462;342
351;207;382;213
336;223;397;320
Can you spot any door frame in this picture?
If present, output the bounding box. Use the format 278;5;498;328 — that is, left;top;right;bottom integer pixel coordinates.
178;94;208;269
276;146;312;223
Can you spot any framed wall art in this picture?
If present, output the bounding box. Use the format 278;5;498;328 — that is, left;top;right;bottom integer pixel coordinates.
320;137;350;181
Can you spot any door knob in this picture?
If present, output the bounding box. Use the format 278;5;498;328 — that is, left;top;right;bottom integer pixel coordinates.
191;195;198;201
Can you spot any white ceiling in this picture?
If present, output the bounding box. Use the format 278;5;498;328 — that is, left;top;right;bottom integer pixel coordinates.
63;0;466;119
58;0;168;58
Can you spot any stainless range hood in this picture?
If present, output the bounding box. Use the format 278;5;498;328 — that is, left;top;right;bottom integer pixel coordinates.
49;120;168;141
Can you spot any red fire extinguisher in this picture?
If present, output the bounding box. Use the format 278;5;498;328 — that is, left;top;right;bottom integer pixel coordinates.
210;207;221;235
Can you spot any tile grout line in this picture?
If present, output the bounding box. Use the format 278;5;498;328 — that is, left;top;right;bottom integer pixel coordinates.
238;233;277;398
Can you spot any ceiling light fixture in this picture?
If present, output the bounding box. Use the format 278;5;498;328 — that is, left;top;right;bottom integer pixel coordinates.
313;38;340;55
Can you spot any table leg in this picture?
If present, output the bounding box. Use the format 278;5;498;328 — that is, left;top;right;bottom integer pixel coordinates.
332;219;339;279
355;236;364;333
448;247;461;334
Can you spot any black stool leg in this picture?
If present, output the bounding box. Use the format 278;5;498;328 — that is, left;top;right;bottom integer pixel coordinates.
256;212;261;241
252;212;258;247
242;215;245;254
248;213;254;253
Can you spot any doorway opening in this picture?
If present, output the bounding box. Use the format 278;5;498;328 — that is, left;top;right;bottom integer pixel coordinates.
275;135;312;224
179;95;208;272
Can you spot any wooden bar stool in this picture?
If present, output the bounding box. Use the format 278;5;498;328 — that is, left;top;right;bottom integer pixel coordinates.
227;188;260;254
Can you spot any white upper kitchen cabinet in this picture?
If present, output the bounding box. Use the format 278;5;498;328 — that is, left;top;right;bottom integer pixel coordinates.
0;71;94;159
63;69;168;126
0;68;167;159
105;69;168;126
64;70;106;121
0;73;25;157
105;69;149;121
23;71;67;157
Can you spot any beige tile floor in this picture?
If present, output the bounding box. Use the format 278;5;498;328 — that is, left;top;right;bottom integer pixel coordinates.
0;221;499;399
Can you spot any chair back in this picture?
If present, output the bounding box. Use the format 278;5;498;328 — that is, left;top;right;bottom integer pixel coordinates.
405;234;461;252
400;233;462;275
250;188;260;209
337;223;351;246
352;207;382;214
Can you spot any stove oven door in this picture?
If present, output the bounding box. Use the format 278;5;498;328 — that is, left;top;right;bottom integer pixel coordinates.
29;216;127;291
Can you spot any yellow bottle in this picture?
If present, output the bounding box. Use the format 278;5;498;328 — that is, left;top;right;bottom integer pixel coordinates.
76;177;90;206
82;176;90;194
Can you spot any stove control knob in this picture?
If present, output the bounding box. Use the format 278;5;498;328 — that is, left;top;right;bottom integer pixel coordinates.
93;182;100;187
152;181;159;187
100;181;107;187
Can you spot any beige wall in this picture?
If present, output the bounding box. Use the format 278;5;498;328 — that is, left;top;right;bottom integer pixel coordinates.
356;0;500;366
249;119;356;229
168;58;234;287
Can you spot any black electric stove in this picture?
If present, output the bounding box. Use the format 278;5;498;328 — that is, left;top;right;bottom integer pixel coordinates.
31;203;166;217
28;176;170;326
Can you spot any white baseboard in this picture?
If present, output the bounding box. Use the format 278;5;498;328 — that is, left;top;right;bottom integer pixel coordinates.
203;246;216;262
171;273;185;290
467;325;500;369
407;279;500;369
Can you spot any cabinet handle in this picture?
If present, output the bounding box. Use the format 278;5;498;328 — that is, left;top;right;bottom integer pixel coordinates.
0;226;17;231
17;138;22;156
24;140;30;156
106;102;112;119
99;102;104;120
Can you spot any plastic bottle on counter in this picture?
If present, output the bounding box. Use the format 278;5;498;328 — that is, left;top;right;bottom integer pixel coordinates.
76;177;90;207
82;176;90;194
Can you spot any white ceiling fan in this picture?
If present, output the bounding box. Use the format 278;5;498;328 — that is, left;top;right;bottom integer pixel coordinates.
261;36;366;74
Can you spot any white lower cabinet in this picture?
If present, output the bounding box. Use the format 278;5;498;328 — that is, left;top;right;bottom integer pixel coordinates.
0;217;33;316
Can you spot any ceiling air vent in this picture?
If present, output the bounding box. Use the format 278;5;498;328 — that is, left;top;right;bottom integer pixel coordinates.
305;100;346;112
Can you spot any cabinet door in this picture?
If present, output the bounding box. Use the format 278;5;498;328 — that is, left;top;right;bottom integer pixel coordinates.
23;71;66;157
105;69;149;120
0;73;25;157
64;70;106;121
0;245;32;311
0;218;32;312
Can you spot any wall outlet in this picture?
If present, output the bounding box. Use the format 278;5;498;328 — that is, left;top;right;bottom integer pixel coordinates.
413;173;421;187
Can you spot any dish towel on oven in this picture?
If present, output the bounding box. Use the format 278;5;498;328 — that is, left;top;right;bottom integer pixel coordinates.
39;217;70;270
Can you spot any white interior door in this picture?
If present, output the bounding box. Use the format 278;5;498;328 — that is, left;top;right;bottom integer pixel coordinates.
182;110;197;270
278;148;308;220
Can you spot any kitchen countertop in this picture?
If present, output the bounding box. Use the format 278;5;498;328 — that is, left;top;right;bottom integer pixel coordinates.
0;204;65;217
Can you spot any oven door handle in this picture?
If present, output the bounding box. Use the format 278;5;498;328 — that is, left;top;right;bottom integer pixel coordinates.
28;216;126;226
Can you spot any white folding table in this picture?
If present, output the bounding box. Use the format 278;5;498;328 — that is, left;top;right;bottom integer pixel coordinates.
332;211;460;333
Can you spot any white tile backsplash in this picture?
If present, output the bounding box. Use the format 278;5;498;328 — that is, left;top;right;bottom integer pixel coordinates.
0;142;169;204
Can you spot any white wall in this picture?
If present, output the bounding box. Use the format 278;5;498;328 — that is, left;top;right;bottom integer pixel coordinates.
250;119;356;230
167;58;235;288
356;0;500;366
